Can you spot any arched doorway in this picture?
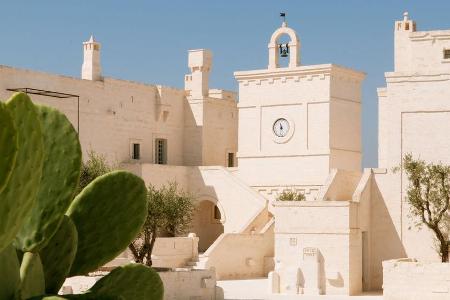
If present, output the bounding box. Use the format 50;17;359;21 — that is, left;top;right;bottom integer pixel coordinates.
192;200;224;252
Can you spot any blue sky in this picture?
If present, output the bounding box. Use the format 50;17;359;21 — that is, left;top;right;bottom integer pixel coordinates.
1;1;450;167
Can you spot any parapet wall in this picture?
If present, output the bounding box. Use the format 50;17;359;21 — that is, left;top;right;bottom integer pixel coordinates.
104;235;199;269
383;259;450;300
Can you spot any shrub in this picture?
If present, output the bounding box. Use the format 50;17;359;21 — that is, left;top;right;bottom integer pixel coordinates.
277;189;305;201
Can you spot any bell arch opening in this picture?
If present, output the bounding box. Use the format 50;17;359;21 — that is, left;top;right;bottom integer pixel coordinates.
276;34;292;68
268;24;300;69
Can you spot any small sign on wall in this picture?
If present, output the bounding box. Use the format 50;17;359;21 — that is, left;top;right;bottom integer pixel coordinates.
303;247;318;261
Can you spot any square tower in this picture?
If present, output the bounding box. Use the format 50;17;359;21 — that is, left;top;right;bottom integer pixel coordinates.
234;22;365;199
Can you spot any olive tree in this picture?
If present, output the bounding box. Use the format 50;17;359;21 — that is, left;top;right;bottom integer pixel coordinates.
399;154;450;262
128;182;195;266
76;150;114;194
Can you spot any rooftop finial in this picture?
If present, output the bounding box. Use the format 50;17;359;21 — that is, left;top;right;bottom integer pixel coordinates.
280;12;287;27
403;11;409;21
88;34;95;43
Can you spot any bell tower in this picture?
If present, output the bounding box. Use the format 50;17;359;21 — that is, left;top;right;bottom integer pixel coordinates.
82;35;102;81
234;17;365;200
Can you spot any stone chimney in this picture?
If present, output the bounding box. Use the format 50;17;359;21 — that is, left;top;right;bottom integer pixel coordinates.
81;35;102;81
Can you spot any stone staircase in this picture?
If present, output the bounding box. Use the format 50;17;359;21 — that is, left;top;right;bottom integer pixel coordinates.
185;253;207;270
183;217;275;279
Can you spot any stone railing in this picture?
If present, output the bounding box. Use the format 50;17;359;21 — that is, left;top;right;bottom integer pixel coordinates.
198;219;274;280
62;268;222;300
383;258;450;300
152;234;199;268
104;234;199;269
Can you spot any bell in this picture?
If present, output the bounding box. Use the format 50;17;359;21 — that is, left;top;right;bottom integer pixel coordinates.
279;43;289;58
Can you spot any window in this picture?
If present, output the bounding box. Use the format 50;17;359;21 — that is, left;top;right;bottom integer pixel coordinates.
132;143;140;160
214;205;221;220
227;153;235;167
444;49;450;59
155;139;167;164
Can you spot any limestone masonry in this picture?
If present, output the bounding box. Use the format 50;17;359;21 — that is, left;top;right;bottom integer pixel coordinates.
2;12;450;297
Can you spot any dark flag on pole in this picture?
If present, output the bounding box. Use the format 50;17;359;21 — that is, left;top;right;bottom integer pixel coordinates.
280;12;286;23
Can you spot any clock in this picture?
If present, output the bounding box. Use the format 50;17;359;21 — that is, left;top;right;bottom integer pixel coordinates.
273;118;290;137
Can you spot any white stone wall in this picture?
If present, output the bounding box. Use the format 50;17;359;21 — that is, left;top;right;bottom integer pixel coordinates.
105;236;199;269
272;201;362;295
383;259;450;300
62;269;221;300
0;66;186;164
394;14;450;74
159;269;221;300
202;98;238;166
0;47;238;168
373;15;450;289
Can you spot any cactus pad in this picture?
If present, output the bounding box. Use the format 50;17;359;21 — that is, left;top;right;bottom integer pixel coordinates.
16;104;82;252
29;294;124;300
40;215;78;294
0;93;44;252
0;244;20;300
67;171;147;276
0;102;17;195
20;252;45;299
89;264;163;300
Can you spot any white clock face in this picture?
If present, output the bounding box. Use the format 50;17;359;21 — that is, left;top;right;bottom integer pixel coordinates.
273;118;290;137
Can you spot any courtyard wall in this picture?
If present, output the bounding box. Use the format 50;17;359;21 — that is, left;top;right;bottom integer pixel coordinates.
383;259;450;300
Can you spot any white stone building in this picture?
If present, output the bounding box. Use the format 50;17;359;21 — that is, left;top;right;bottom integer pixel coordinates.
2;12;450;296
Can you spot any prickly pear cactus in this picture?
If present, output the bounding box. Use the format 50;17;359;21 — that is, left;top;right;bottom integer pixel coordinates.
89;264;163;300
15;105;82;252
67;171;147;276
0;102;17;195
29;294;124;300
0;95;163;300
40;215;78;294
0;93;44;252
0;244;20;300
20;252;45;300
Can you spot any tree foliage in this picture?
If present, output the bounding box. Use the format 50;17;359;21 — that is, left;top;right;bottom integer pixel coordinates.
76;150;114;194
277;189;306;201
128;182;195;266
400;154;450;262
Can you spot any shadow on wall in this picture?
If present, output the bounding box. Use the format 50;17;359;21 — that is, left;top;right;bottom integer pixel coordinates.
318;251;326;294
192;199;224;252
328;272;344;288
370;174;407;289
